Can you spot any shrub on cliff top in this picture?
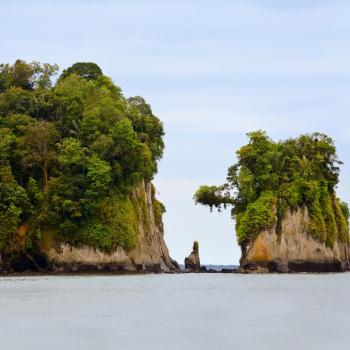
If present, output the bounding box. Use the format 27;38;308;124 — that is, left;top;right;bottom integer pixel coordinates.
194;130;349;246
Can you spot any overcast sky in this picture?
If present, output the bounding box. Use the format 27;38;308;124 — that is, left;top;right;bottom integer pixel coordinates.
2;0;350;264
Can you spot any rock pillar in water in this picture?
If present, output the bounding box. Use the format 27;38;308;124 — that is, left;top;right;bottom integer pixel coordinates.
185;241;200;271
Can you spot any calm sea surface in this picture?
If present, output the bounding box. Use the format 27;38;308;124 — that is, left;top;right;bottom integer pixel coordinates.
0;273;349;349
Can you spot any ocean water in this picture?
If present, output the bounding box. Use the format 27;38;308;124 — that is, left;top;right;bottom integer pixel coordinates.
0;273;349;350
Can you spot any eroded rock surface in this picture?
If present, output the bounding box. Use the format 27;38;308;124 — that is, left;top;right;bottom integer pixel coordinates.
240;207;350;273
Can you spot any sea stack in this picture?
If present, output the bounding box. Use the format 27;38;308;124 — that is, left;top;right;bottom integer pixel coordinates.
194;131;350;273
185;241;201;271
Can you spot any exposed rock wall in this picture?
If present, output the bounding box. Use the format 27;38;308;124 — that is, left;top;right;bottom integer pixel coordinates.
240;207;350;273
1;181;178;273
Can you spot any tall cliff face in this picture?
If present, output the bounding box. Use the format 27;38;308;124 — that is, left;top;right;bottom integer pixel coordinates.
0;181;178;273
240;207;350;273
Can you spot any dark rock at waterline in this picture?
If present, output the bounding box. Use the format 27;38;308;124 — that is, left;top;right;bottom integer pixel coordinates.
240;260;350;273
1;252;49;273
241;262;258;271
0;251;177;275
287;261;348;273
221;268;238;273
207;268;218;273
266;261;289;273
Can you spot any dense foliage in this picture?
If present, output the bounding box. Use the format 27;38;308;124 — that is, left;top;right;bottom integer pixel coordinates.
194;131;350;246
0;59;164;253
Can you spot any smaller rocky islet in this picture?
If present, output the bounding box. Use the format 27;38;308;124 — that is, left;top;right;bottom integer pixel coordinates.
195;131;350;273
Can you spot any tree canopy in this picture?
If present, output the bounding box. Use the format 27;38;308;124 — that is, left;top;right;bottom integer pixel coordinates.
0;60;165;253
58;62;103;82
194;131;350;246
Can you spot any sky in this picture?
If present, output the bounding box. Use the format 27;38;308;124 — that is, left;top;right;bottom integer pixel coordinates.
2;0;350;264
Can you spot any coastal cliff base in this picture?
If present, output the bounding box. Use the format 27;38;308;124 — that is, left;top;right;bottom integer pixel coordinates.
0;181;179;274
240;207;350;273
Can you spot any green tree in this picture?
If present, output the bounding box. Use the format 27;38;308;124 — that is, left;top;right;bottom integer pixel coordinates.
194;131;349;246
58;62;103;82
19;121;58;191
0;60;58;92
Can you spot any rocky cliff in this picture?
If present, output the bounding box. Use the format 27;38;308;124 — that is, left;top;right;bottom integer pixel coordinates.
240;207;350;273
0;181;178;273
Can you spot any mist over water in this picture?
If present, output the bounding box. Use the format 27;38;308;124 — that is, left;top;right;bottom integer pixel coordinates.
0;274;349;349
